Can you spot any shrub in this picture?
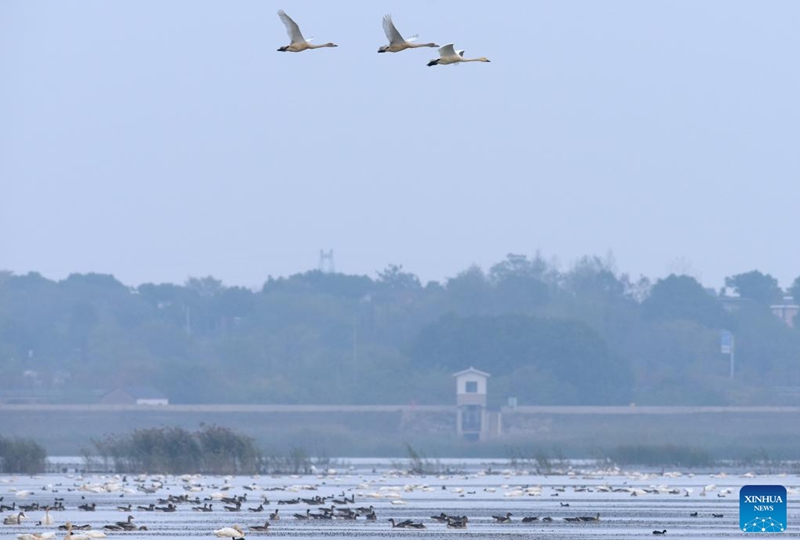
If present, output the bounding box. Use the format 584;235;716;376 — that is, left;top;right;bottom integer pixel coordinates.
0;436;46;473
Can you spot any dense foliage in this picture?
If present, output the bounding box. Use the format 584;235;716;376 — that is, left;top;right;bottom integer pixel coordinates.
88;425;260;474
1;255;799;406
0;435;47;473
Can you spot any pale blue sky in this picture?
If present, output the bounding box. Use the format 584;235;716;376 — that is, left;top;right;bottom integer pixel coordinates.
2;1;799;289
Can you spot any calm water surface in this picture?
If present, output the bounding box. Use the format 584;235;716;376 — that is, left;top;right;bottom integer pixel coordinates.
3;462;799;539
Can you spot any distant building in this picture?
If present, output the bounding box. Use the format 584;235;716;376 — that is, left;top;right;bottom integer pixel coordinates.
453;367;500;441
718;287;743;313
771;296;800;328
100;385;169;405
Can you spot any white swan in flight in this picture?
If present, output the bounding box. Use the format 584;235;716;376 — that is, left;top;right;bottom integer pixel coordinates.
378;15;437;53
427;44;490;66
277;10;337;52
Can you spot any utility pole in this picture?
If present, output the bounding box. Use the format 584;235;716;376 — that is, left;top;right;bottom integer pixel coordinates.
352;320;358;385
184;306;192;335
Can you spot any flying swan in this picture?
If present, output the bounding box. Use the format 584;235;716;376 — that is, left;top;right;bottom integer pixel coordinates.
277;10;337;52
378;15;437;53
427;44;490;66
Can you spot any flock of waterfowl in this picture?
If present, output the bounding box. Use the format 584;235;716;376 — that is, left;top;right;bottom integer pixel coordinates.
276;11;491;66
1;467;795;539
3;490;614;539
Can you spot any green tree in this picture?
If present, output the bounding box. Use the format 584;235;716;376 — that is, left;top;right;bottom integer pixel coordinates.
488;252;549;283
411;313;632;405
445;265;493;315
185;276;224;297
725;270;782;305
788;275;800;304
563;255;626;298
642;275;725;327
488;253;550;312
727;302;800;387
262;270;375;299
5;254;800;411
376;264;421;291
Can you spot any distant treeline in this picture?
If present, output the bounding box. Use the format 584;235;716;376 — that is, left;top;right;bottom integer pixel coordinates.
1;256;799;407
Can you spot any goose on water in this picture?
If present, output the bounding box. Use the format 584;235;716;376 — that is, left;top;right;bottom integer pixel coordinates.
115;515;137;530
378;15;437;53
277;10;337;52
249;521;270;532
446;516;468;529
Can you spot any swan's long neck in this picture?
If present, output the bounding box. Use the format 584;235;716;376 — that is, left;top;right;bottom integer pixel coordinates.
409;42;437;48
461;57;489;63
308;42;336;49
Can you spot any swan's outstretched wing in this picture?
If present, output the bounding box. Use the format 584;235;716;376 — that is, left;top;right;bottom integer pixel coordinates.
458;50;465;57
438;43;457;58
382;15;405;45
406;34;419;43
278;10;305;44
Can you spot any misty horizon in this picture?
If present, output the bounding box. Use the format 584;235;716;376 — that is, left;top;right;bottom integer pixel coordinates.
3;250;796;295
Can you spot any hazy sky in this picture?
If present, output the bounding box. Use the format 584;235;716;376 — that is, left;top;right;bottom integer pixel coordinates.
2;1;799;290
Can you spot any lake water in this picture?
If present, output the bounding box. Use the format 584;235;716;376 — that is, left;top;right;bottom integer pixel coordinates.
2;461;799;539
